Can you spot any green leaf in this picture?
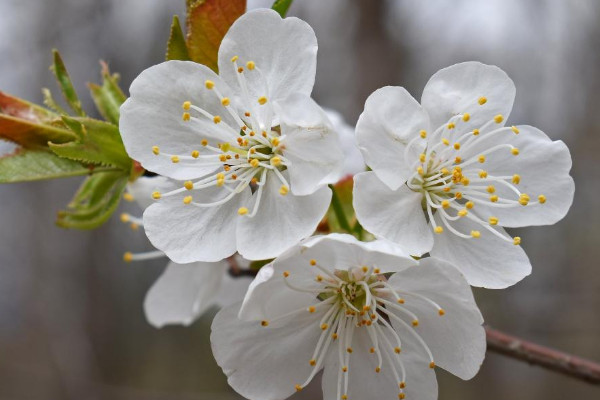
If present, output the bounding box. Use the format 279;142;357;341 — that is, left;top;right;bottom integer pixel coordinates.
166;15;191;61
57;171;128;229
325;177;358;234
186;0;246;71
0;148;94;183
329;183;352;233
271;0;293;17
0;113;76;148
49;117;132;171
50;49;85;117
42;88;69;115
88;62;127;125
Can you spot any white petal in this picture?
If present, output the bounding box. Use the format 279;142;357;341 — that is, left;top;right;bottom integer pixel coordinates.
144;260;227;328
468;125;574;227
120;61;239;180
387;258;486;380
321;326;438;400
143;185;252;263
236;171;331;260
356;86;430;190
353;172;433;256
276;94;344;195
421;61;516;131
218;9;317;106
213;272;253;309
211;302;325;400
324;108;365;177
127;176;177;210
430;216;531;289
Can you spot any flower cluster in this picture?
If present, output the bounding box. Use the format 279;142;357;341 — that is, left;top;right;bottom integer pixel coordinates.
118;8;574;400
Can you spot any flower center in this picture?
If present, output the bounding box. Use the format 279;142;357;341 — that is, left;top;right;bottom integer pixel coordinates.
148;56;291;217
261;260;446;400
403;101;546;245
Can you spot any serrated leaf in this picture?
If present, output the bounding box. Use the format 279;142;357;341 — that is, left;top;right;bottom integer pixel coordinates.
49;117;132;171
0;148;94;183
166;15;191;61
50;50;85;117
88;62;127;125
271;0;293;17
57;171;128;229
42;88;69;115
186;0;246;71
0;113;76;148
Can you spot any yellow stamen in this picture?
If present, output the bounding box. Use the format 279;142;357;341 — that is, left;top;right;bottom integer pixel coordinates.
479;170;488;178
238;207;248;215
270;156;282;166
447;123;455;129
261;320;269;326
490;195;499;202
494;114;504;123
205;80;215;89
453;142;461;150
512;174;521;184
308;306;316;313
466;201;474;209
246;61;255;70
471;230;481;238
438;309;446;316
458;209;468;217
279;185;289;196
441;200;450;209
213;115;222;124
182;112;190;121
473;129;480;136
511;126;520;134
419;130;427;138
120;213;130;223
442;138;449;146
429;361;436;369
123;193;134;202
434;226;443;234
310;259;317;266
183;196;192;205
519;193;530;205
184;181;194;190
230;55;238;63
511;148;520;155
221;97;230;106
412;320;419;327
462;113;470;122
487;185;496;193
538;194;546;204
152;145;160;155
478;155;486;163
250;159;260;168
478;96;487;105
513;237;521;245
201;139;208;146
152;191;161;200
258;96;268;105
182;101;191;110
123;252;133;262
489;216;499;225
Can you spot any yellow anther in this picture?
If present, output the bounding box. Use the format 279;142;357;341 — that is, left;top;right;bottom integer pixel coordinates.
341;395;348;400
473;129;480;136
182;101;191;110
490;195;499;202
453;142;461;150
249;147;256;154
246;60;256;70
466;201;474;209
363;305;371;311
399;393;406;400
182;112;191;121
309;359;316;366
282;271;290;278
238;207;248;215
538;194;547;204
397;298;405;304
213;115;222;124
487;185;496;193
310;259;317;266
270;156;282;166
230;55;239;63
455;156;462;164
458;209;468;217
258;96;268;105
183;196;193;205
442;138;449;146
347;347;353;353
479;170;488;178
455;192;463;199
152;145;160;155
261;320;269;327
321;323;329;331
205;80;215;89
462;113;471;122
399;382;406;389
419;153;426;163
219;154;227;162
394;347;401;354
429;361;436;369
478;96;487;105
262;131;268;138
184;181;194;190
461;177;470;186
494;114;504;123
361;266;368;273
294;384;302;392
120;213;130;223
512;174;521;184
250;159;260;168
443;187;451;192
308;306;316;313
489;216;499;225
249;131;255;136
441;167;449;175
152;191;161;200
438;309;446;316
171;155;180;163
511;125;520;134
471;230;481;238
201;139;208;146
513;237;522;245
332;333;338;340
441;200;450;209
369;347;375;354
279;185;289;196
123;193;134;202
130;223;139;231
374;268;380;274
478;155;486;163
417;166;424;175
375;367;381;373
519;193;530;206
123;252;133;262
511;147;520;155
412;320;419;327
419;130;427;138
221;97;230;106
316;275;323;282
271;137;280;146
447;123;455;129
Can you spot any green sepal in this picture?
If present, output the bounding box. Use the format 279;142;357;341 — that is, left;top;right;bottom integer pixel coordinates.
88;62;127;125
0;148;95;183
271;0;293;17
49;117;132;171
50;50;85;117
42;88;69;115
166;15;191;61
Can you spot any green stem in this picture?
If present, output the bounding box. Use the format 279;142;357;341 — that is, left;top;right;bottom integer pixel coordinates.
329;184;352;233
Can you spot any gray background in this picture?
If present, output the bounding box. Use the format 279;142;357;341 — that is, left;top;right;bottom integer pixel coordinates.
0;0;599;399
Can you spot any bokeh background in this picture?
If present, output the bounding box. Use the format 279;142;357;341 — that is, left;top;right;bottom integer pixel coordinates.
1;0;599;399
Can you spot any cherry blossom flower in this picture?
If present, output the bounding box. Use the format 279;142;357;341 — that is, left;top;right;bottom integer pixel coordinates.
211;234;485;400
324;109;365;177
121;177;251;328
119;9;344;263
353;62;574;288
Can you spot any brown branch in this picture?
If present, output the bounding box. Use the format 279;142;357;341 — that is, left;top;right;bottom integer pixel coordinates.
485;325;600;385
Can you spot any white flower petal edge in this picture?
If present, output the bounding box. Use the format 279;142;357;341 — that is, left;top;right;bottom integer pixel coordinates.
354;61;574;288
119;10;344;262
324;108;366;177
211;234;485;400
144;260;228;328
127;176;176;210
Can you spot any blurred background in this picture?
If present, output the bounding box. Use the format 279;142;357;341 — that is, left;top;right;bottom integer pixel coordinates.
0;0;599;399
